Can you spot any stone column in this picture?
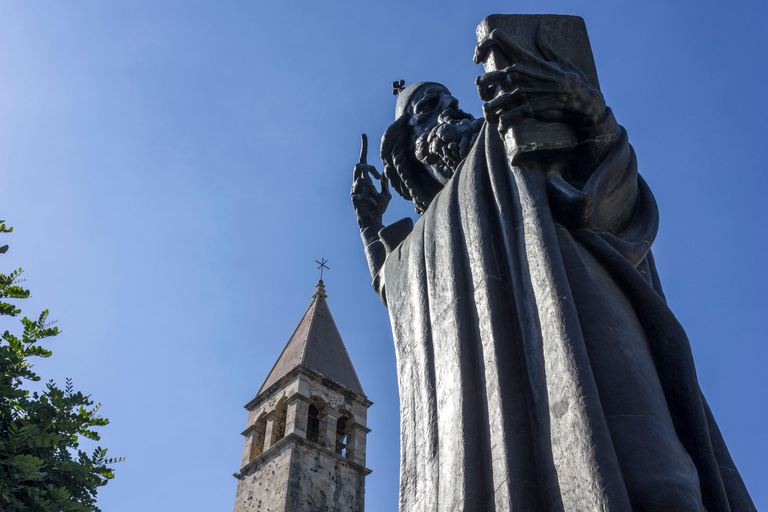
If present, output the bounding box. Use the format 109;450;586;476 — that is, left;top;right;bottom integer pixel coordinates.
265;408;288;449
319;409;341;451
344;423;371;466
263;412;277;450
240;424;255;467
249;421;266;459
284;394;311;439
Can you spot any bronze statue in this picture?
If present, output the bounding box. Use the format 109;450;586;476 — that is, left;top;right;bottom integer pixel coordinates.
352;15;755;511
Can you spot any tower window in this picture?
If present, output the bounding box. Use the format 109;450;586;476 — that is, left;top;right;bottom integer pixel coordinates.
249;414;267;461
306;396;326;445
272;398;287;444
336;411;353;457
307;404;320;444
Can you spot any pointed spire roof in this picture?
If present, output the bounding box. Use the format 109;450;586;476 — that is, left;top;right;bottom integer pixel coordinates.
257;281;365;397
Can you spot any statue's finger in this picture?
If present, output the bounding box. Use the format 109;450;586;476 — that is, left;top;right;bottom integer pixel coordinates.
359;133;368;165
352;177;377;195
351;194;378;209
476;70;509;101
473;35;496;64
488;29;538;64
354;164;377;185
483;87;553;117
358;134;381;180
535;26;557;61
380;177;391;199
504;64;560;84
475;29;523;63
535;26;579;76
475;69;508;86
482;89;525;123
352;179;370;193
353;164;365;181
535;26;567;68
498;102;535;132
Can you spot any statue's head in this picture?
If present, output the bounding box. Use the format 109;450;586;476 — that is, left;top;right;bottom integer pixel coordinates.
381;82;482;214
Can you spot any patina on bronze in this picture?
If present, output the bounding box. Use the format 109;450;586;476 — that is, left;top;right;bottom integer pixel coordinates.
351;14;755;512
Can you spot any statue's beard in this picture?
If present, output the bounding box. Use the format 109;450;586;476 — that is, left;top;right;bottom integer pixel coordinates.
414;107;483;183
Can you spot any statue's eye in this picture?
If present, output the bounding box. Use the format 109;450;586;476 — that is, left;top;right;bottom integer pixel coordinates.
415;96;439;115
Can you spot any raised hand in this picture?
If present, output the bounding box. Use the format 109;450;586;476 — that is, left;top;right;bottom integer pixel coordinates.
475;26;606;134
351;134;391;230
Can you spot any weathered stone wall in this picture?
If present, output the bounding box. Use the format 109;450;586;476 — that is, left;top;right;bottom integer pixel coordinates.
285;443;366;512
234;442;366;512
233;445;291;512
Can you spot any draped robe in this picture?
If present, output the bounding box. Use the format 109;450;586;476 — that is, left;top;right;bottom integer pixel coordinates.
375;120;755;511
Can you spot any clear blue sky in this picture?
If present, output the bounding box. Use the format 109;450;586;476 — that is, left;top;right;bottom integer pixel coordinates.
1;1;766;510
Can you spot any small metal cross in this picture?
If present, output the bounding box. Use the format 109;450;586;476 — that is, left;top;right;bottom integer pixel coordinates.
315;258;329;281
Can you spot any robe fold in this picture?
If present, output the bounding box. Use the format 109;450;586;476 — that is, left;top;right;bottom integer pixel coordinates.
376;122;755;511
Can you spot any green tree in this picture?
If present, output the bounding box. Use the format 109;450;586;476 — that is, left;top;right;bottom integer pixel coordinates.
0;221;120;511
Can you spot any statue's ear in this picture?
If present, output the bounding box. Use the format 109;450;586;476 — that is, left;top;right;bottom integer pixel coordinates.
380;115;410;163
381;117;412;202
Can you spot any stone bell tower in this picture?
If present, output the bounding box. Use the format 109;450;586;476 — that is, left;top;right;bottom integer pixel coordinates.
233;280;372;512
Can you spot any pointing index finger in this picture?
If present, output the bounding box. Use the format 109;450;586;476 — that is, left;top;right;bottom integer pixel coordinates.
357;133;381;179
359;134;368;164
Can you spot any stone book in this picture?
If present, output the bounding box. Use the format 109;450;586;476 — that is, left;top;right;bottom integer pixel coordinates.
476;15;600;162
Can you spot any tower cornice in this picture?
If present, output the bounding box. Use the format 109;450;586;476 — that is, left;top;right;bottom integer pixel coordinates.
245;365;373;411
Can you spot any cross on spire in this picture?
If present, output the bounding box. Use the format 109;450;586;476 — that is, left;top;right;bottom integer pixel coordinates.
315;258;329;281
